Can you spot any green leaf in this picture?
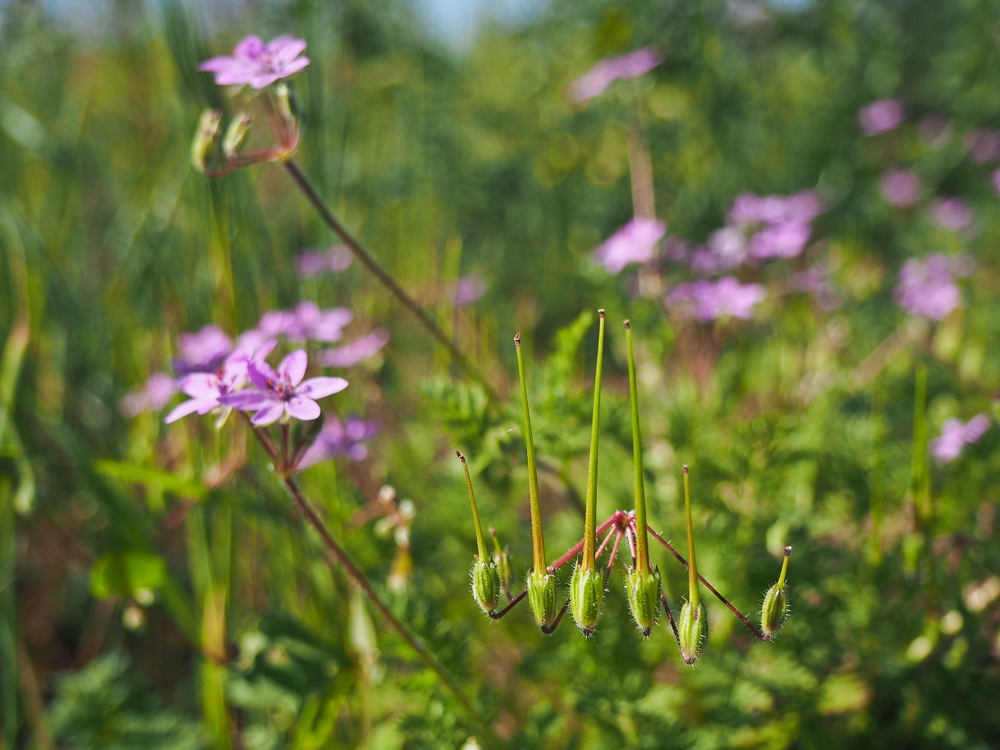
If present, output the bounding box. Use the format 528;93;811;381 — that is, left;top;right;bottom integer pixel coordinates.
90;551;169;599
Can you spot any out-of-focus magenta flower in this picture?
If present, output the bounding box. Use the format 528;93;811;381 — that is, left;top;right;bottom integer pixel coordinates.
880;169;922;208
297;246;353;278
965;129;1000;164
688;247;720;275
175;324;233;375
120;373;177;417
662;237;689;262
199;35;310;89
729;191;822;227
793;266;841;311
930;414;990;463
220;349;347;425
992;168;1000;196
164;351;249;423
253;303;353;343
320;329;390;367
929;197;973;231
298;415;381;469
570;46;663;102
748;220;811;259
858;98;905;135
666;277;766;320
450;275;487;306
592;217;666;273
707;227;747;269
894;254;962;320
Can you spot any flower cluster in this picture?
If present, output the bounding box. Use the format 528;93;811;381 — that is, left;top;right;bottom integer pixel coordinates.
858;98;905;136
199;35;310;90
666;277;766;321
930;415;990;463
894;254;971;321
591;217;666;274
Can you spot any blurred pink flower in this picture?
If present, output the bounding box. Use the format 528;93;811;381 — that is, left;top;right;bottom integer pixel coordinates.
894;254;962;320
929;197;973;231
320;329;391;367
164;351;249;423
220;349;347;425
667;277;765;320
120;373;177;417
965;129;1000;164
707;227;747;269
199;35;310;89
992;168;1000;196
930;414;990;463
450;275;487;306
297;246;353;278
175;324;233;374
571;47;663;102
858;98;904;135
253;303;353;343
879;169;921;208
592;217;666;273
748;220;811;259
298;415;380;469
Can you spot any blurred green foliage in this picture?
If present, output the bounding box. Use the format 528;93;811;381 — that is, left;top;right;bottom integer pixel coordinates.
2;0;1000;748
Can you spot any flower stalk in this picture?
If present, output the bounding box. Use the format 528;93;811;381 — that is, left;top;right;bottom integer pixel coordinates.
625;321;649;575
581;310;605;572
515;332;546;575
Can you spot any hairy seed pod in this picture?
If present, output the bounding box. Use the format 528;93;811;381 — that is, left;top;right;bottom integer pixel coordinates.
569;564;605;636
222;112;253;157
626;565;662;636
493;547;512;600
760;581;788;637
191;109;221;171
527;569;558;629
677;600;708;665
471;557;501;614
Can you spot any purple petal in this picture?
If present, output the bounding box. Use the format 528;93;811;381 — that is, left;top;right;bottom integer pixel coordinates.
279;349;309;386
285;396;321;421
219;390;275;411
233;35;265;61
297;250;329;278
251;403;285;426
177;373;222;399
320;329;391;367
592;217;666;274
267;36;308;66
277;56;310;76
248;360;278;391
298;376;349;399
165;398;207;424
199;55;239;73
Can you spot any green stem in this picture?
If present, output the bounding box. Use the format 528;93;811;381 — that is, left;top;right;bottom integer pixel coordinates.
911;363;928;524
457;452;488;561
281;160;499;403
515;333;546;573
683;466;700;609
582;310;605;571
777;546;792;588
625;322;650;575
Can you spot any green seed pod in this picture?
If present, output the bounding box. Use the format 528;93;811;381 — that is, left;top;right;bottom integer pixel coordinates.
626;565;662;637
760;582;787;637
569;564;605;636
222;112;253;157
677;600;708;665
471;557;501;614
492;548;511;600
191;109;221;171
527;569;558;629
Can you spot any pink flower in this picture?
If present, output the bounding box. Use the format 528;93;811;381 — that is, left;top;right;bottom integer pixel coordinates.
220;350;347;425
748;220;811;259
965;129;1000;164
707;227;747;269
930;414;990;463
450;275;487;306
120;373;177;417
164;351;250;423
298;415;380;469
592;217;666;274
858;99;904;135
571;47;663;102
320;329;391;367
175;324;233;375
894;254;963;320
253;303;353;343
880;169;921;208
667;277;766;320
929;197;973;231
199;35;310;89
297;246;353;278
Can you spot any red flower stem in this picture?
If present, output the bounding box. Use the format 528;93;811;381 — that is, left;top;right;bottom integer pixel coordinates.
548;512;624;573
281;159;500;403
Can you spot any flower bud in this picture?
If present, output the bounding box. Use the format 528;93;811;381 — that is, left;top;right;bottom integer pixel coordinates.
223;112;253;157
677;600;708;665
626;565;662;636
471;557;501;614
570;564;605;636
191;109;221;172
761;545;792;637
527;569;558;629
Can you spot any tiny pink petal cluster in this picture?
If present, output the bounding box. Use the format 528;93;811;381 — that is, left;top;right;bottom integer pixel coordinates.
219;349;347;425
930;414;990;463
880;169;922;208
894;254;967;320
450;274;487;306
571;47;663;103
199;35;310;89
320;328;390;367
165;349;257;424
858;99;904;136
929;197;973;231
297;246;353;278
666;277;766;321
591;217;666;274
298;415;380;469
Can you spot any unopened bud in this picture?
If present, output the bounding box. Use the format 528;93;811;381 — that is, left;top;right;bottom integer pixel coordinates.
191;109;221;172
761;545;791;637
677;600;708;665
626;565;662;636
471;557;501;614
223;112;253;156
570;564;605;636
527;569;558;629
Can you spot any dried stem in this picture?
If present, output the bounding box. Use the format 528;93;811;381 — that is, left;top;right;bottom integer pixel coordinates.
282;160;499;403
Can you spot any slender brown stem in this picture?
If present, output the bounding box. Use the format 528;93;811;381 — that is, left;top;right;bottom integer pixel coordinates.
281;160;499;403
548;512;625;573
540;598;572;635
660;592;680;644
488;588;527;620
246;425;497;741
647;526;770;642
